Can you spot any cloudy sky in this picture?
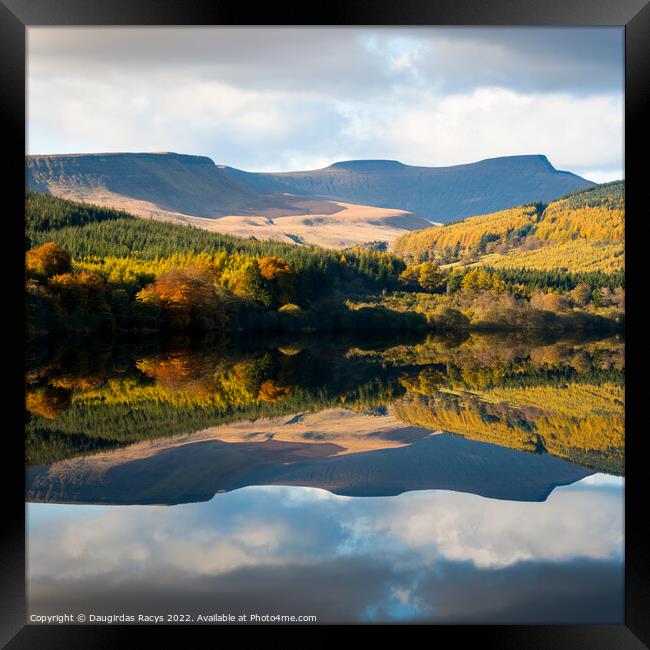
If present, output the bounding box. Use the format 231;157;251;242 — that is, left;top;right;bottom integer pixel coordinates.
27;27;623;182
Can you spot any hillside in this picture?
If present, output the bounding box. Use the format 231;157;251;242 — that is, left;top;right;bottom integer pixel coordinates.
26;152;262;217
25;152;593;248
183;201;430;248
234;155;594;222
392;181;625;273
25;192;624;338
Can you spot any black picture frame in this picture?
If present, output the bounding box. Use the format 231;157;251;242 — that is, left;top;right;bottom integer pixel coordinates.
2;0;648;646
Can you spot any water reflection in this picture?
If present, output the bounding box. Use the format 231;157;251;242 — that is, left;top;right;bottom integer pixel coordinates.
28;476;624;623
27;430;592;504
26;331;624;502
25;332;624;623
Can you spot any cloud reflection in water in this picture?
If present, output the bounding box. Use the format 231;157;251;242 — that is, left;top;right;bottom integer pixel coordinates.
27;475;623;623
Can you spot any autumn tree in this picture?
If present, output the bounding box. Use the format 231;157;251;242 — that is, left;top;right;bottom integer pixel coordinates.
490;274;507;293
530;290;570;312
278;303;301;312
49;271;107;313
591;286;625;310
258;256;297;307
44;271;115;333
457;268;506;294
258;379;293;402
26;386;72;419
569;284;592;307
136;264;227;330
460;269;494;293
417;262;446;292
26;242;72;278
399;261;445;293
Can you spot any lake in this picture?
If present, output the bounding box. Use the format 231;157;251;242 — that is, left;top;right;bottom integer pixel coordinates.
25;331;625;624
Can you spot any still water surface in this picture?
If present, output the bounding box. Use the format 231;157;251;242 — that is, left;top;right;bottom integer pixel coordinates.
26;332;624;623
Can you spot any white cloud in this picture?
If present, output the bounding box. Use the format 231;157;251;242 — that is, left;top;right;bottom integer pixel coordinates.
370;485;623;568
358;88;623;173
28;477;623;584
27;27;623;176
576;169;625;183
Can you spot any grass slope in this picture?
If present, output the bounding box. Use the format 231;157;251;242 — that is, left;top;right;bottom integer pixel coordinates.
393;181;624;273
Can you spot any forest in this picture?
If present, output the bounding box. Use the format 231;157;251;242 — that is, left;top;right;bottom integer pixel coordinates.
25;187;625;336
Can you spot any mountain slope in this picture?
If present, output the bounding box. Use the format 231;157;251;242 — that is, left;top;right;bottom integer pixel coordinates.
25;152;594;248
26;152;433;247
392;181;625;273
228;155;594;222
26;152;263;217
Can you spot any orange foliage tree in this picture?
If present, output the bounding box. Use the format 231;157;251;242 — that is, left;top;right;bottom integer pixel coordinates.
49;271;107;313
26;242;72;277
26;386;72;419
136;264;228;330
257;379;293;402
399;261;446;292
460;269;506;294
258;257;296;307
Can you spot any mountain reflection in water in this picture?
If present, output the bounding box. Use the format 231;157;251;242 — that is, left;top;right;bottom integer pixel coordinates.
25;332;624;623
26;330;624;503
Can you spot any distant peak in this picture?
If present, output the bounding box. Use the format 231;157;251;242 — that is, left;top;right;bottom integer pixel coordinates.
326;160;406;171
474;154;555;171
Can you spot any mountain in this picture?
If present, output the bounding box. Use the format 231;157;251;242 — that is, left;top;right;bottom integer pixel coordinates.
232;155;594;222
26;152;594;248
26;152;263;217
26;152;432;248
392;181;625;273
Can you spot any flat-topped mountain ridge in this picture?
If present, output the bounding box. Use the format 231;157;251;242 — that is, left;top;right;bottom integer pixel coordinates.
236;153;592;220
26;151;593;248
27;151;261;217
